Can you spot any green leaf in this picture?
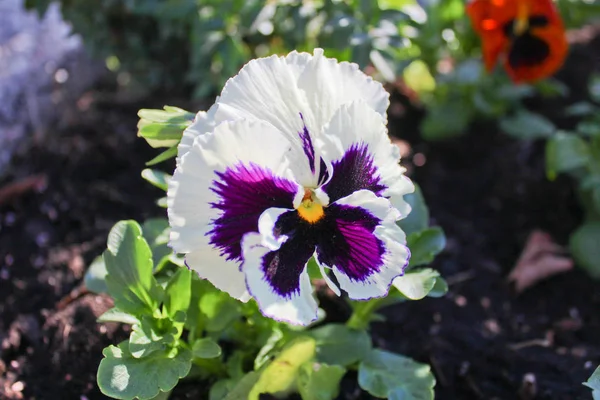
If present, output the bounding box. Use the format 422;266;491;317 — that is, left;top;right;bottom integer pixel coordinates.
164;268;192;322
358;349;435;399
210;380;232;400
428;276;449;298
200;291;242;332
570;221;600;278
577;120;600;137
499;110;555;139
84;256;108;294
249;337;317;400
193;338;222;359
564;102;598;117
141;169;171;191
407;227;446;268
185;276;213;332
545;132;591;180
98;308;141;325
223;372;261;400
157;197;168;208
146;146;178;166
297;362;346;400
453;59;482;85
129;317;175;359
593;187;600;216
97;342;192;400
403;60;435;95
397;184;429;236
589;74;600;103
309;324;372;367
496;84;535;100
141;218;171;272
584;366;600;393
393;268;443;300
148;390;171;400
104;221;163;316
254;328;285;370
535;78;569;98
156;196;168;208
137;106;194;148
421;102;472;140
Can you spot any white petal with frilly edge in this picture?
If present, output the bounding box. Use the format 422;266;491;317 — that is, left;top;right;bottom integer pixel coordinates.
185;250;250;302
168;119;302;300
319;100;414;218
176;49;390;183
298;49;389;130
319;190;410;300
177;105;218;163
241;233;319;326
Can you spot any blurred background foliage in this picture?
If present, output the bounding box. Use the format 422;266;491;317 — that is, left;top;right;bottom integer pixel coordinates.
20;0;600;278
25;0;600;140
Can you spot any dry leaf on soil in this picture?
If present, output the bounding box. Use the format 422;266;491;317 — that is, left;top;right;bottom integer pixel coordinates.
508;230;574;293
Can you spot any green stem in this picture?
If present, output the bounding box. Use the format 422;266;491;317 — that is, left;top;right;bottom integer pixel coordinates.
346;297;386;330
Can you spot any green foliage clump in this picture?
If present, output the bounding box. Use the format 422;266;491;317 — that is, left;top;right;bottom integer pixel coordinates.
80;104;448;400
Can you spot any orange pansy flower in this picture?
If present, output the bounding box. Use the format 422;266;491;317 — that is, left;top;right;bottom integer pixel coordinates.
467;0;569;83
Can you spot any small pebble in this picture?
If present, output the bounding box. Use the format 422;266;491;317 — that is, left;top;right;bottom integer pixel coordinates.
35;232;50;247
32;255;45;268
480;297;491;309
455;295;467;307
518;373;536;400
458;361;470;376
571;347;587;358
484;319;501;335
11;381;25;392
413;153;427;167
5;212;16;226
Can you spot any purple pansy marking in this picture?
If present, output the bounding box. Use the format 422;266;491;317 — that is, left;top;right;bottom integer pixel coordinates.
315;204;385;282
322;142;387;203
256;203;385;297
208;162;298;262
298;113;316;173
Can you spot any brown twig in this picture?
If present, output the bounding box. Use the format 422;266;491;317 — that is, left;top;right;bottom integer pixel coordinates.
0;174;47;206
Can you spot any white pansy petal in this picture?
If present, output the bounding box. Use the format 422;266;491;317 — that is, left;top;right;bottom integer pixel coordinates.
257;207;292;250
284;50;313;78
297;49;390;130
176;105;218;164
318;262;341;296
185;250;250;301
168;119;303;297
319;100;414;218
216;54;312;145
315;190;409;300
242;233;318;325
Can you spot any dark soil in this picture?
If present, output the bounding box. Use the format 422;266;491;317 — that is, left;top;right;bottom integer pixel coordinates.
1;36;600;400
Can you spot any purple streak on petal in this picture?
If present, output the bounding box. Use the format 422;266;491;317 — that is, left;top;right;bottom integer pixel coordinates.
299;113;316;173
208;162;297;262
315;204;385;282
322;142;387;203
318;157;329;185
256;211;315;298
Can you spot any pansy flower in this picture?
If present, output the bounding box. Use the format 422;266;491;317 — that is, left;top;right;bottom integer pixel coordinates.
467;0;568;83
168;49;413;325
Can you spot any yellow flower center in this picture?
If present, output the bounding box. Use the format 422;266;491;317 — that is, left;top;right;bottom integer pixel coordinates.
297;189;324;224
514;3;529;36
